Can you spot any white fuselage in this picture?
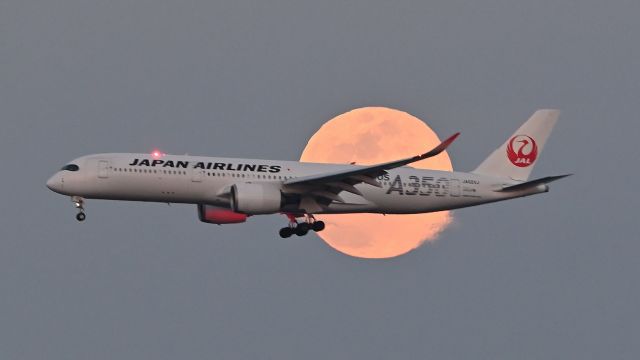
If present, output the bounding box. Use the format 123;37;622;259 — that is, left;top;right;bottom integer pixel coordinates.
46;153;547;215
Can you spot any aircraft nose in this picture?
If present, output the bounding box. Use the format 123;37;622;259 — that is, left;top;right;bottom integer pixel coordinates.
46;173;63;193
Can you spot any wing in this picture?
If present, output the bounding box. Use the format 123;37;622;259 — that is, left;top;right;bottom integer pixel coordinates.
283;132;460;208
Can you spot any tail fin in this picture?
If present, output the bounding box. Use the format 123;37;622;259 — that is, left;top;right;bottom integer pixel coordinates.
472;109;559;181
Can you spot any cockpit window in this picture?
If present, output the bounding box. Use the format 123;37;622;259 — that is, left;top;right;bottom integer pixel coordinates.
61;164;79;171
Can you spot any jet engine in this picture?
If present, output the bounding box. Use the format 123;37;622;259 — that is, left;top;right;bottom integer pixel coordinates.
197;204;247;224
231;182;283;215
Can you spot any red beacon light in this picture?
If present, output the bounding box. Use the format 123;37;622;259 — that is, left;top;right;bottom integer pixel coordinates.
151;150;165;159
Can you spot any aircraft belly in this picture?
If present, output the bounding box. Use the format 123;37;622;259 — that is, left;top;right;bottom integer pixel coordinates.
320;203;379;214
82;175;212;204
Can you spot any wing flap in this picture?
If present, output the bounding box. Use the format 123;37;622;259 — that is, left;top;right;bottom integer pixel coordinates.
326;182;364;196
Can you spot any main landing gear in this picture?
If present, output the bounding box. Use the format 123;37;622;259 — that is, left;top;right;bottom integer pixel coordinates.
71;196;86;222
279;214;325;238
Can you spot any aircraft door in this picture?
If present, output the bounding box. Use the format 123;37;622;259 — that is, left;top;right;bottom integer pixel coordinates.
192;168;204;182
98;160;109;179
450;179;460;197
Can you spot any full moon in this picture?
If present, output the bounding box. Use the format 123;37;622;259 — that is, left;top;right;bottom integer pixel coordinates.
300;107;453;259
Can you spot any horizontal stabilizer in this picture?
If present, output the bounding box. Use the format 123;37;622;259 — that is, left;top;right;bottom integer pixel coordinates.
497;174;572;192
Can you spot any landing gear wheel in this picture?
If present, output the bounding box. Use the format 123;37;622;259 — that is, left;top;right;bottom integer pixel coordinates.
312;221;325;232
279;227;293;238
280;213;318;237
71;197;86;222
295;224;309;236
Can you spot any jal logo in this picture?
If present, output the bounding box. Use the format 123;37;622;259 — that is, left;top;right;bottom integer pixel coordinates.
507;135;538;167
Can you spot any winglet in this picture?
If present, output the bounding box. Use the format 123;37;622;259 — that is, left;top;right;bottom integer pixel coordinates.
418;132;460;160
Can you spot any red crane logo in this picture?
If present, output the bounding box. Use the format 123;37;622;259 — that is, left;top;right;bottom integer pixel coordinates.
507;135;538;167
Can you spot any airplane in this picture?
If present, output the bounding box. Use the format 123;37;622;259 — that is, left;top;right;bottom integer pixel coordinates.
46;109;570;238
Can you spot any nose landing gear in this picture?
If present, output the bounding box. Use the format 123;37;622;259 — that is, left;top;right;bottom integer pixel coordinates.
71;196;86;222
279;214;325;238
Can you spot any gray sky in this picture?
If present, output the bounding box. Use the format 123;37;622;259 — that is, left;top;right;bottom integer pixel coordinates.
1;1;638;359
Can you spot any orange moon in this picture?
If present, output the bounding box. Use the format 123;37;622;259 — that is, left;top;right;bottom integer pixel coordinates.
300;107;453;259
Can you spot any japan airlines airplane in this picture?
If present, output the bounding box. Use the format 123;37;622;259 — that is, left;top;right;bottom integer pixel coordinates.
47;110;570;238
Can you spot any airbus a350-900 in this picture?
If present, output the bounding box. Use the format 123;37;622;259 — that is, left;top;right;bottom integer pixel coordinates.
47;110;569;237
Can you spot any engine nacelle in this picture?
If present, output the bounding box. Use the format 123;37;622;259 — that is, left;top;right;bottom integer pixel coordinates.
197;204;247;224
231;182;283;215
